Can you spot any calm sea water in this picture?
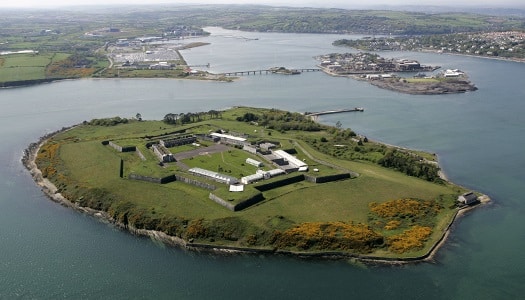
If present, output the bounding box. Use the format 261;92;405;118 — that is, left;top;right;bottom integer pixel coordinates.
1;27;524;299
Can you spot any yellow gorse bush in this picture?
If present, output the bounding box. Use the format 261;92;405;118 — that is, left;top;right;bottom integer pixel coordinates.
387;225;432;253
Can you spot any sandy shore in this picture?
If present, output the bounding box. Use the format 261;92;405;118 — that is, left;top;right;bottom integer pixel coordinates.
22;130;491;264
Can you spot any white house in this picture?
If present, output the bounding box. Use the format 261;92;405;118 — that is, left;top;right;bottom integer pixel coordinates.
458;192;478;205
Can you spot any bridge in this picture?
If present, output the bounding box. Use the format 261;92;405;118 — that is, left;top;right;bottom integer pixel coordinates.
221;68;320;76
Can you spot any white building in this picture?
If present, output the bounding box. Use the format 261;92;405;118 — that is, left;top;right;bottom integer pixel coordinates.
443;69;464;77
458;192;478;205
189;167;239;185
266;169;286;177
243;144;257;154
152;144;175;163
273;150;307;168
210;132;247;146
246;158;263;167
241;173;264;185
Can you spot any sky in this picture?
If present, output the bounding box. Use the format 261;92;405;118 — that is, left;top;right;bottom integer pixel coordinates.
0;0;523;9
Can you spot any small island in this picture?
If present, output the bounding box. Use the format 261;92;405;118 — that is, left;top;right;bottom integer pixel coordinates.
23;107;489;262
317;52;477;94
367;70;478;95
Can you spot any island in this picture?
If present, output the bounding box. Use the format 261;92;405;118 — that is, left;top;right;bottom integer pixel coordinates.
23;106;489;263
317;52;477;94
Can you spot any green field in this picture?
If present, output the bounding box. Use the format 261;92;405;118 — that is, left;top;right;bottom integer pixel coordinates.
35;107;469;259
0;53;72;82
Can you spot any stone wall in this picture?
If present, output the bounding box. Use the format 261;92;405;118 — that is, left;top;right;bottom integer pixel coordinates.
136;148;146;161
304;173;351;183
174;174;216;190
128;173;216;190
209;192;265;211
254;174;305;192
108;141;136;152
128;173;176;184
209;193;236;211
108;141;122;152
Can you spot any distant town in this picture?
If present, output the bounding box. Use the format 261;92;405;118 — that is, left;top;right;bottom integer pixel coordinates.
334;31;525;61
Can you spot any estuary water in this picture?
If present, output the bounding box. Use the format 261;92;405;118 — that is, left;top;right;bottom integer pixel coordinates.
1;27;524;299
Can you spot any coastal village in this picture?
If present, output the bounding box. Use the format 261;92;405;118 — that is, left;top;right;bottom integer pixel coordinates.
336;31;525;59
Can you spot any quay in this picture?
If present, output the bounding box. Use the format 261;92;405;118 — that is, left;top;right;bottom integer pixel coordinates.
221;68;320;76
305;107;364;117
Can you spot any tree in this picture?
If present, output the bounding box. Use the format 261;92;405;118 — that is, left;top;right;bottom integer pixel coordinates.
136;113;142;121
163;113;177;124
335;120;342;129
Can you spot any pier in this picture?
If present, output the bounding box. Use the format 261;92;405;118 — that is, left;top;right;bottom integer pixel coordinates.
188;63;210;68
221;68;320;76
305;107;364;117
305;108;364;121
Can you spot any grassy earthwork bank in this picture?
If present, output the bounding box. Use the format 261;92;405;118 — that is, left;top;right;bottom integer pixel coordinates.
34;107;470;260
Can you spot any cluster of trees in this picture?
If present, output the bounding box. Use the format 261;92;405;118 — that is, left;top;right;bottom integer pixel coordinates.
85;116;129;126
308;131;382;161
163;110;221;125
235;112;259;122
236;110;324;132
305;126;442;182
378;149;442;182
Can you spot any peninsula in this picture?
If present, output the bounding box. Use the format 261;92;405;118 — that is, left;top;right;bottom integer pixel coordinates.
24;107;489;262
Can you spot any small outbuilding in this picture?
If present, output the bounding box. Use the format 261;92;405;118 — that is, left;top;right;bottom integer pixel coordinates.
458;192;479;205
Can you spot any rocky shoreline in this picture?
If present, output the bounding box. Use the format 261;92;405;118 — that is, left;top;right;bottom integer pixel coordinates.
368;77;478;95
22;129;490;264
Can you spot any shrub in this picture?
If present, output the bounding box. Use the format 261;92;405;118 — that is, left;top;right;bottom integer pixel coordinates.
387;225;432;253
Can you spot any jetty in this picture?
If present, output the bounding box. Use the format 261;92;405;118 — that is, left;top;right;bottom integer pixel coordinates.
221;68;320;76
305;107;364;117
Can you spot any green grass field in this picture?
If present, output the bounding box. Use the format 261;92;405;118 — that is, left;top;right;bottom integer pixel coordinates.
0;53;71;82
37;107;468;258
